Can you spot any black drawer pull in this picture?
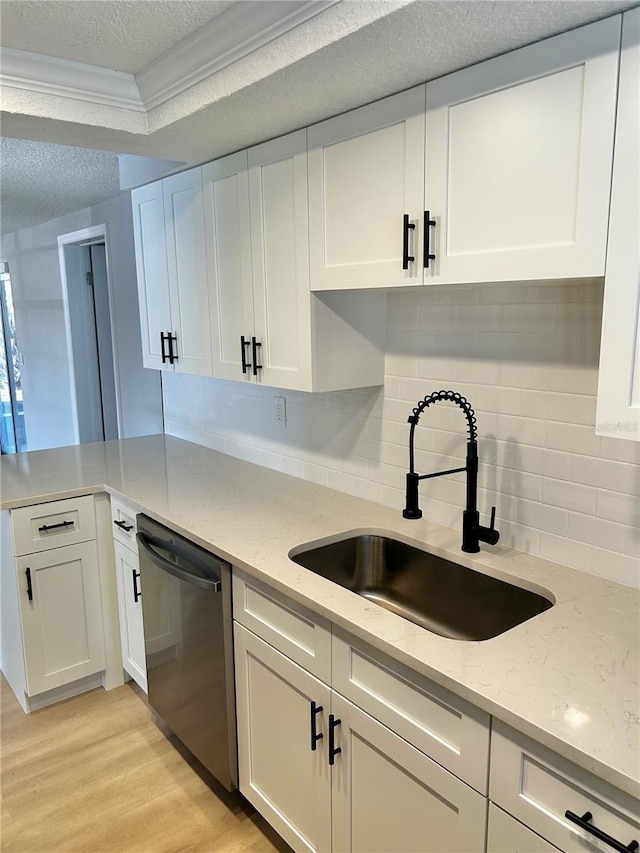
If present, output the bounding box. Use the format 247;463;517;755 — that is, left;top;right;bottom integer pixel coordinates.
38;520;74;533
251;337;262;376
240;335;251;374
132;569;142;603
168;332;178;364
310;701;323;751
328;714;341;766
402;214;415;269
114;519;134;532
25;567;33;602
565;810;638;853
160;331;169;364
423;210;436;268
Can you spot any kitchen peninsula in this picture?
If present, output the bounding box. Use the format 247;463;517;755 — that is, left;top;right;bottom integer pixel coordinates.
1;435;638;852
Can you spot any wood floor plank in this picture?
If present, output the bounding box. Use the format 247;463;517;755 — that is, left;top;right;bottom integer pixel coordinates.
0;676;291;853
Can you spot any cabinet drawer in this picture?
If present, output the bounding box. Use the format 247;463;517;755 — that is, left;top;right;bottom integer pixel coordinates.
488;804;560;852
232;570;331;683
12;496;96;556
490;721;640;853
110;496;138;550
332;631;490;793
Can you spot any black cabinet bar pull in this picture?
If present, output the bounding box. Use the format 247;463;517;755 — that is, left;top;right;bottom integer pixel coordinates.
423;210;436;268
114;519;134;532
160;332;169;364
402;214;415;270
168;332;178;364
25;567;33;602
132;569;142;603
240;335;251;374
310;701;323;751
328;714;341;765
251;337;262;376
565;810;638;853
38;520;74;533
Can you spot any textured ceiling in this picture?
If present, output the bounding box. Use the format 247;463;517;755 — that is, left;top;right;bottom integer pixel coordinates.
2;0;638;235
0;138;121;233
0;0;235;73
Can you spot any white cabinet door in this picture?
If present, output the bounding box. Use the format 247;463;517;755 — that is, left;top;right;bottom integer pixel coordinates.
596;7;640;441
131;180;172;370
488;804;561;853
308;86;426;290
331;692;487;853
426;16;620;284
163;168;212;376
203;151;254;382
234;623;332;853
113;540;146;692
249;130;313;390
16;542;105;696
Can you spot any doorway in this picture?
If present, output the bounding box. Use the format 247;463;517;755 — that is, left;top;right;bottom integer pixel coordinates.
58;225;120;444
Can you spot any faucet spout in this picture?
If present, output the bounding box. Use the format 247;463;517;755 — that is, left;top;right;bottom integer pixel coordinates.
402;390;499;553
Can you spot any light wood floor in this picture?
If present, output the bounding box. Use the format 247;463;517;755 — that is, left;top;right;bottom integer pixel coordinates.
0;676;292;853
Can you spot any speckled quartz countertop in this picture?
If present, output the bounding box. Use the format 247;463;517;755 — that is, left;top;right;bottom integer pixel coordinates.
1;434;638;799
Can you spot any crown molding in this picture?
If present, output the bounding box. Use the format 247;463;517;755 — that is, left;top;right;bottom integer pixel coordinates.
136;0;339;110
0;47;144;111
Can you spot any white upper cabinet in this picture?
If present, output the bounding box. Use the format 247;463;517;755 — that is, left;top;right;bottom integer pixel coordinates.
131;180;172;370
596;7;640;441
307;17;620;291
308;86;426;291
426;16;621;285
132;168;212;376
248;131;314;389
203;151;254;382
204;130;385;391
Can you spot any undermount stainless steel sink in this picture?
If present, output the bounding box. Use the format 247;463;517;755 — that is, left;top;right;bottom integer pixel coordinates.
290;534;553;641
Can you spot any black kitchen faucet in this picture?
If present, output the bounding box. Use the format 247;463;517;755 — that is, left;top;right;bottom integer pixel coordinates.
402;389;500;553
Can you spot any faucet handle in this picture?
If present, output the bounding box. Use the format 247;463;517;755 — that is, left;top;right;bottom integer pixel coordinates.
479;506;500;546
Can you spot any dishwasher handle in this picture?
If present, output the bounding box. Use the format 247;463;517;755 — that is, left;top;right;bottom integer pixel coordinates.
136;531;225;592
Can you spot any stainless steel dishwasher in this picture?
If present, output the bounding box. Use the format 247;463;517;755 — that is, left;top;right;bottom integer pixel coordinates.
136;514;237;791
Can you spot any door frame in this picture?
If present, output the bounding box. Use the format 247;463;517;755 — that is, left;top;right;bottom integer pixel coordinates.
58;224;122;443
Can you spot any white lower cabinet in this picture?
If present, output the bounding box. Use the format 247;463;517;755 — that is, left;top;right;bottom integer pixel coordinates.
489;721;640;853
331;691;487;853
487;804;560;853
0;497;106;709
113;539;146;691
16;541;105;696
111;497;146;691
233;570;489;853
234;623;332;853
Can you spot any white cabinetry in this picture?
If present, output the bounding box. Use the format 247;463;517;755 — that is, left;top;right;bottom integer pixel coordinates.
426;16;619;284
488;804;561;853
204;131;385;391
596;7;640;441
308;17;619;291
110;497;146;691
490;721;640;853
308;87;426;290
131;168;212;376
1;497;106;709
233;570;489;853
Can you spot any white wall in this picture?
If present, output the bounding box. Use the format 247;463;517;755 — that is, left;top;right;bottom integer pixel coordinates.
163;280;640;589
1;195;163;450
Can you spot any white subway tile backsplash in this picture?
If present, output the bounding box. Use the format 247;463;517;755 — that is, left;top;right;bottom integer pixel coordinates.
543;479;597;515
567;512;630;552
570;454;629;491
164;281;639;589
596;489;640;528
546;422;601;457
